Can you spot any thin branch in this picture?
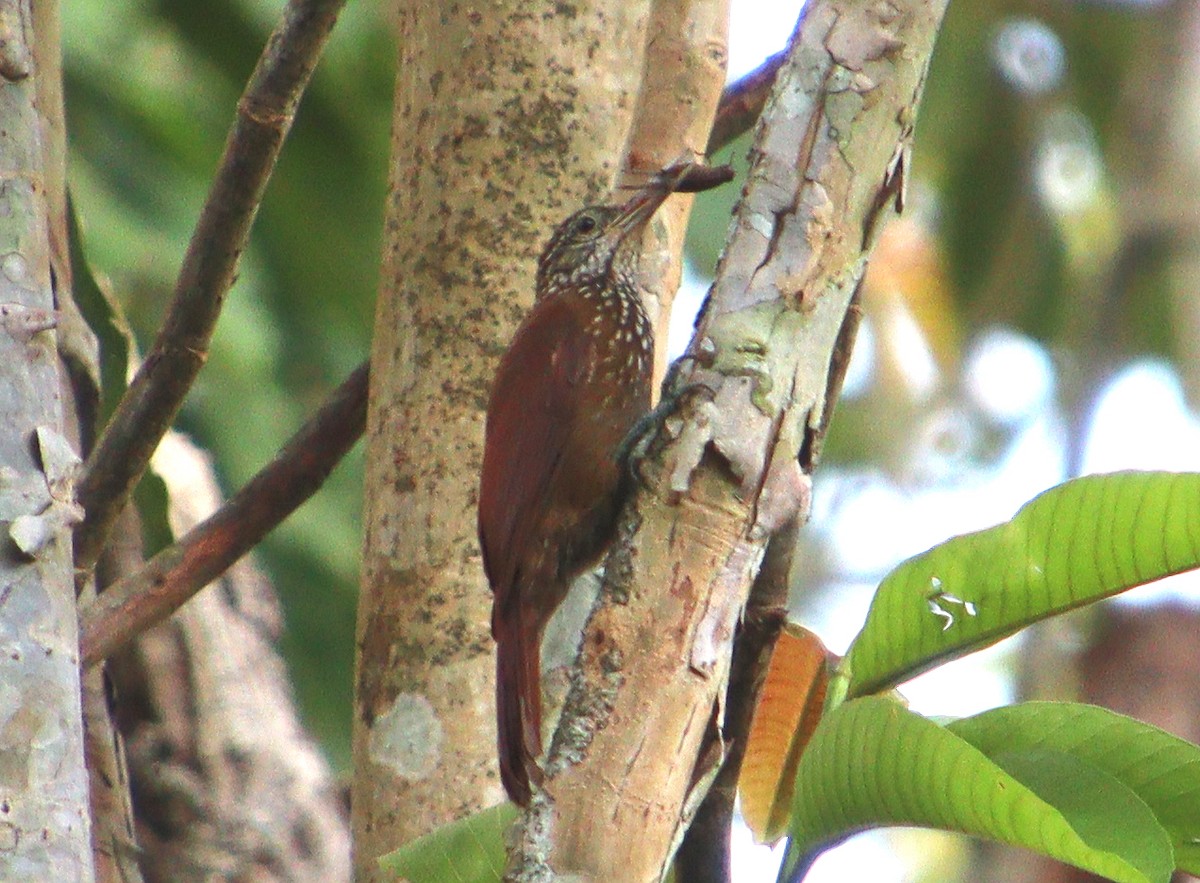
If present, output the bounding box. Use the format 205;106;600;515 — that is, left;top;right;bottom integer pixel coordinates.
72;0;348;576
707;49;788;155
80;362;368;667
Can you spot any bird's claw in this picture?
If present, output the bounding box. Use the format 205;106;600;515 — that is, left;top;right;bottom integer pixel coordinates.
621;381;717;495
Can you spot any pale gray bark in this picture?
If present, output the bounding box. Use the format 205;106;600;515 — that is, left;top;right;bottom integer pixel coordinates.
0;2;93;878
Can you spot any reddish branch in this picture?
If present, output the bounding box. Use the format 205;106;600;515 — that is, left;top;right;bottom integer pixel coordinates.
72;0;348;576
80;363;368;667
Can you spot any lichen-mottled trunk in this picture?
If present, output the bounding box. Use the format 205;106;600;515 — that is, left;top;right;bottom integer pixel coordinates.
353;0;653;872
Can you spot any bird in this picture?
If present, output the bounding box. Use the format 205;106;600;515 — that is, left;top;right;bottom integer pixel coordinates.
477;173;685;806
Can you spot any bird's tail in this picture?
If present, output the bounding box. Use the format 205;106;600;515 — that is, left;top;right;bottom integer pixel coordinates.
495;610;543;806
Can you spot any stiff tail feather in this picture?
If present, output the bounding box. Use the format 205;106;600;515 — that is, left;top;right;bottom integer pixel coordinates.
495;612;543;806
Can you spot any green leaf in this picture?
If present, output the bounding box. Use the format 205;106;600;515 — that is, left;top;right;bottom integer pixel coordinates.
949;702;1200;875
844;472;1200;696
378;802;517;883
986;749;1172;883
787;697;1169;883
134;465;174;557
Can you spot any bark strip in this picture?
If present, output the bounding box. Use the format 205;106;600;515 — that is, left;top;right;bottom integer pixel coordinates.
79;363;367;667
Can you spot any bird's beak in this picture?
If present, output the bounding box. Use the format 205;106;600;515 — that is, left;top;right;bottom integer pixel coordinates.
606;164;693;241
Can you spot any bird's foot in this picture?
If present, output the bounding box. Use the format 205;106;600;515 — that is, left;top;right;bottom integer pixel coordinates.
620;378;717;495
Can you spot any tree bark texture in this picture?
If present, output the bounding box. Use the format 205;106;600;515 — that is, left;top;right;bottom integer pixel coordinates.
507;1;950;879
354;0;652;870
0;1;94;879
107;434;351;883
618;0;729;387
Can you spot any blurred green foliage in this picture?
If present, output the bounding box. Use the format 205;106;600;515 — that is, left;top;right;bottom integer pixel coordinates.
65;0;393;769
64;0;1187;773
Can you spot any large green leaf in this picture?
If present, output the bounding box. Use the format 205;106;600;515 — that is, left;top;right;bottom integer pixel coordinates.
982;750;1172;883
949;702;1200;875
378;802;516;883
786;697;1172;883
844;471;1200;696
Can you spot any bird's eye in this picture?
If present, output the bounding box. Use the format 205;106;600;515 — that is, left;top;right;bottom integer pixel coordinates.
576;214;597;234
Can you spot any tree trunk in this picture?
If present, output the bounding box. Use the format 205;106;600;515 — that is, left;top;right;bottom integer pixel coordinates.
0;1;93;879
353;0;728;874
353;0;652;869
17;0;357;878
103;434;352;883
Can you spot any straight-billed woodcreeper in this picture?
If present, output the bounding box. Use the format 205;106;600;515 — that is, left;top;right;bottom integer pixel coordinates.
479;166;720;805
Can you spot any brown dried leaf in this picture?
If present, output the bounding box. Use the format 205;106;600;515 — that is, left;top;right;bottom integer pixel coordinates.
738;623;831;844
